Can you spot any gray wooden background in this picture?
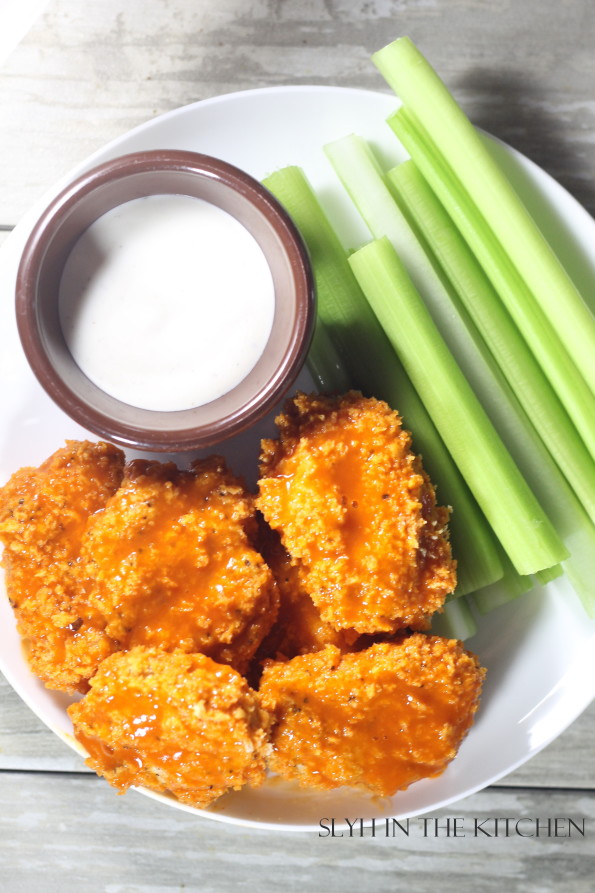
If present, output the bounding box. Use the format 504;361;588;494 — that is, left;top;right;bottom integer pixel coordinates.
0;1;594;890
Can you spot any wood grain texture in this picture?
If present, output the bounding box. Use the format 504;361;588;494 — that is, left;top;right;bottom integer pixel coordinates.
0;0;594;223
0;771;593;893
0;0;594;885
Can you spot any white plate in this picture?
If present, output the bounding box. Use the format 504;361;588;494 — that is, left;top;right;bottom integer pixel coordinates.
1;86;594;833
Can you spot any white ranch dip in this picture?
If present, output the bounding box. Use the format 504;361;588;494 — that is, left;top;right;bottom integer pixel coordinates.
58;194;275;411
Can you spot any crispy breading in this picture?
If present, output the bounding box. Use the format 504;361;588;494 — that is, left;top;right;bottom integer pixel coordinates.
68;646;272;809
1;411;480;808
256;392;456;634
259;635;485;796
0;441;125;692
81;456;279;674
252;521;360;665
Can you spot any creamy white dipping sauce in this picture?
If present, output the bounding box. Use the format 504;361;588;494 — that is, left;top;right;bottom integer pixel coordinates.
58;194;275;411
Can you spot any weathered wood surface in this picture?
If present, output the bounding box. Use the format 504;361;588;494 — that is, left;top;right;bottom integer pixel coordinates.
0;0;594;225
0;771;593;893
1;1;594;888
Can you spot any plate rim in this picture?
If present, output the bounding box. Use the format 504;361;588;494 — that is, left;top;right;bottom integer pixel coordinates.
1;82;594;833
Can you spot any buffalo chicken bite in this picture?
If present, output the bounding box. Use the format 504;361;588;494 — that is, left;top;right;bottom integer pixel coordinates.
0;440;125;692
68;646;272;808
80;456;279;674
259;635;485;796
256;392;456;634
252;522;360;665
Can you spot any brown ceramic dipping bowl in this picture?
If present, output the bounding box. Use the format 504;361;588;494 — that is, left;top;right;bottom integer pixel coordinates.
15;150;315;451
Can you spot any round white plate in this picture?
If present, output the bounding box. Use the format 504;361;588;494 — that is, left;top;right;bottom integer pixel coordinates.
1;86;594;833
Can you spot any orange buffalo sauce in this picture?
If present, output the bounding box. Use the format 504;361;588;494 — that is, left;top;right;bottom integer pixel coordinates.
67;647;272;808
259;636;485;797
0;440;125;692
256;392;456;634
80;457;278;672
75;686;212;794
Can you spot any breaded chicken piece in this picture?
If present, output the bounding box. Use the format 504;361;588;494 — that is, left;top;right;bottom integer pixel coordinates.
253;521;360;665
259;635;485;796
81;456;279;674
256;392;456;634
0;441;125;692
68;646;272;809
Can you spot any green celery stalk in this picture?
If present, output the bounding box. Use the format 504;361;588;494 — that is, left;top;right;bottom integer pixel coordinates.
387;105;595;461
430;597;477;641
387;159;595;524
534;565;564;586
348;236;568;576
262;165;503;595
471;556;567;616
306;318;351;394
386;163;595;608
323;133;595;606
470;554;534;615
372;36;595;397
324;133;449;330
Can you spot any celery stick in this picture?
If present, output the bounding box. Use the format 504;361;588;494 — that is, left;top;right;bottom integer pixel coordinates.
306;318;351;394
388;106;595;462
324;133;451;333
470;556;534;615
264;165;397;401
534;565;564;586
430;597;477;641
388;159;595;524
349;236;568;576
262;166;503;594
372;36;595;396
323;133;595;602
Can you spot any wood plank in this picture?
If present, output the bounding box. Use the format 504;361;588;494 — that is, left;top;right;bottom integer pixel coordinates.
0;674;86;772
1;1;594;886
0;771;592;892
0;0;594;225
